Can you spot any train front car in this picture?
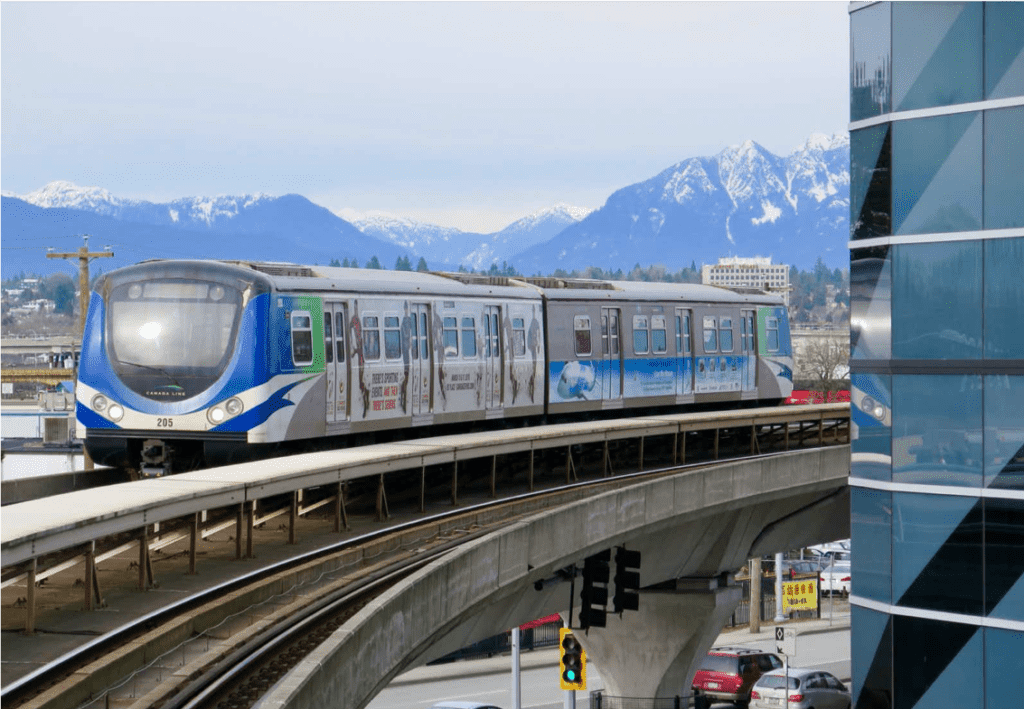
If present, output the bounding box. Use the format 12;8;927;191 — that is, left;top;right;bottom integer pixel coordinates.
77;260;273;475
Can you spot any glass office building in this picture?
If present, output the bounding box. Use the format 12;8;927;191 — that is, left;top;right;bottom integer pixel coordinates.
848;3;1024;708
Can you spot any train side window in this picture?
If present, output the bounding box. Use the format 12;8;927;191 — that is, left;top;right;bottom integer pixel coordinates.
420;313;430;360
610;313;620;355
703;316;718;352
651;315;667;354
443;317;459;359
766;317;780;352
410;313;418;360
335;312;346;362
291;311;314;366
384;315;402;360
633;315;649;354
484;314;491;358
512;318;526;356
491;314;500;358
324;312;333;363
720;316;734;352
461;316;477;358
574;315;592;356
363;316;381;360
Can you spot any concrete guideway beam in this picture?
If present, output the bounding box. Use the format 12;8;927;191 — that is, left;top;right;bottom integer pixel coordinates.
567;585;743;700
255;446;849;709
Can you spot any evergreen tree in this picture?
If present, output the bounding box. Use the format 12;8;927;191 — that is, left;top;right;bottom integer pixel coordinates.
395;255;413;271
329;258;341;267
415;257;429;272
367;255;382;269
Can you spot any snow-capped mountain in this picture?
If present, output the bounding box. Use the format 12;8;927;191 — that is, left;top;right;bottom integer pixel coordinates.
461;204;594;271
2;132;848;279
514;133;850;273
338;210;483;270
337;203;593;271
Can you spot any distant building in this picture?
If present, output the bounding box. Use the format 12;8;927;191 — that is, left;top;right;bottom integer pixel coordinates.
700;256;790;305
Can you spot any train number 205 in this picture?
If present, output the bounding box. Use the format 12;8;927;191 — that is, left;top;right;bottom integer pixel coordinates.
157;418;174;428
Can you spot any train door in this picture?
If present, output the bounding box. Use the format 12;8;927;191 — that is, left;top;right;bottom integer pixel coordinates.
601;307;623;400
675;307;693;396
483;305;503;410
325;303;350;422
409;303;432;416
741;309;757;391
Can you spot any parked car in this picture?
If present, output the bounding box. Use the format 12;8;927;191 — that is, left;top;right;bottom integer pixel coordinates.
820;560;851;597
692;646;783;706
750;667;851;708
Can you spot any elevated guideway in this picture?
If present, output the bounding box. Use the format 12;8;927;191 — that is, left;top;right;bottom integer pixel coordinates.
0;404;849;709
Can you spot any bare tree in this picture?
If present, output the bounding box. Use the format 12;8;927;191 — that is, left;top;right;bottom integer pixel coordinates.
802;334;850;391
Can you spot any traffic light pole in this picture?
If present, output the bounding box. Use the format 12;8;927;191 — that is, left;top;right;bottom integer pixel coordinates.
511;627;521;709
565;567;577;709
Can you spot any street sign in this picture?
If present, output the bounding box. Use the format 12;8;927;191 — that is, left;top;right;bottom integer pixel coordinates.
781;578;818;613
775;626;796;656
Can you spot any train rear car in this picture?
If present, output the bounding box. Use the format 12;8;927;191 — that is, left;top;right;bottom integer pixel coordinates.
539;279;792;416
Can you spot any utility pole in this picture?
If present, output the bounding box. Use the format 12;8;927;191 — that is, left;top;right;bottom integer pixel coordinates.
47;235;113;471
47;235;113;340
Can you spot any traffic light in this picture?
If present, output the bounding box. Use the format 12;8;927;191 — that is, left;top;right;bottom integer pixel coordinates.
613;546;641;613
580;549;610;629
559;627;586;690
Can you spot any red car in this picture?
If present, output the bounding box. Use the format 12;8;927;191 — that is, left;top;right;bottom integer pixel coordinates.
692;647;784;707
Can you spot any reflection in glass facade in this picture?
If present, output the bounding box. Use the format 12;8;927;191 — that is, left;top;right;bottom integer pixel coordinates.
984;108;1024;230
850;4;1024;708
891;242;982;360
851;2;891;120
892;112;982;235
851;124;891;240
985;2;1024;99
984;376;1024;489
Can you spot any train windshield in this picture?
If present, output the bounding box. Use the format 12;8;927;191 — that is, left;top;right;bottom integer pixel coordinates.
108;279;242;392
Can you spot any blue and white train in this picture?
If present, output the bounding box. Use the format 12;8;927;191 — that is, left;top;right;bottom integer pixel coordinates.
76;260;793;475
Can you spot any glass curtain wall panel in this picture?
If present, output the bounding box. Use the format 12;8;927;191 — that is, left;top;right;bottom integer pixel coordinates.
892;112;982;235
892;1;982;111
985;1;1024;99
984;108;1024;230
985;628;1024;709
851;1;892;121
891;242;982;360
892;374;983;487
852;487;892;603
893;615;982;709
984;497;1024;620
851;125;892;240
892;492;984;615
851;372;892;481
850;246;891;360
984;375;1024;490
852;605;892;709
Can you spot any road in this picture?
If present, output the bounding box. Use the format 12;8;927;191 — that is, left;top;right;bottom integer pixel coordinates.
367;619;850;709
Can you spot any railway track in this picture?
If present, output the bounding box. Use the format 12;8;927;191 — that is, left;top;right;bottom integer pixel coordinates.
3;408;850;709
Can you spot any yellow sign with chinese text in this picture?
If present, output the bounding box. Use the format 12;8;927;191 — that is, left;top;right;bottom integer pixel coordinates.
782;579;818;613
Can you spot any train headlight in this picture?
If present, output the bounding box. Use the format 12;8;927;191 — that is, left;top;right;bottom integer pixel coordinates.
92;395;108;412
225;397;244;416
208;406;226;424
859;396;886;421
107;404;124;422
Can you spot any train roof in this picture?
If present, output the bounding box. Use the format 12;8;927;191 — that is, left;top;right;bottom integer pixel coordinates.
123;259;785;306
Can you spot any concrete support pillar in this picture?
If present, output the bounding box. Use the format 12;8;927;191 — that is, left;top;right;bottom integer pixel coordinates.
571;585;742;701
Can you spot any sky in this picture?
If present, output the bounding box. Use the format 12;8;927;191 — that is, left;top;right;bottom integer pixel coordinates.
1;1;850;233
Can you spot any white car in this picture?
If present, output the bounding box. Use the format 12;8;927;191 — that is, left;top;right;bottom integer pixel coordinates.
819;561;851;597
751;668;851;709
